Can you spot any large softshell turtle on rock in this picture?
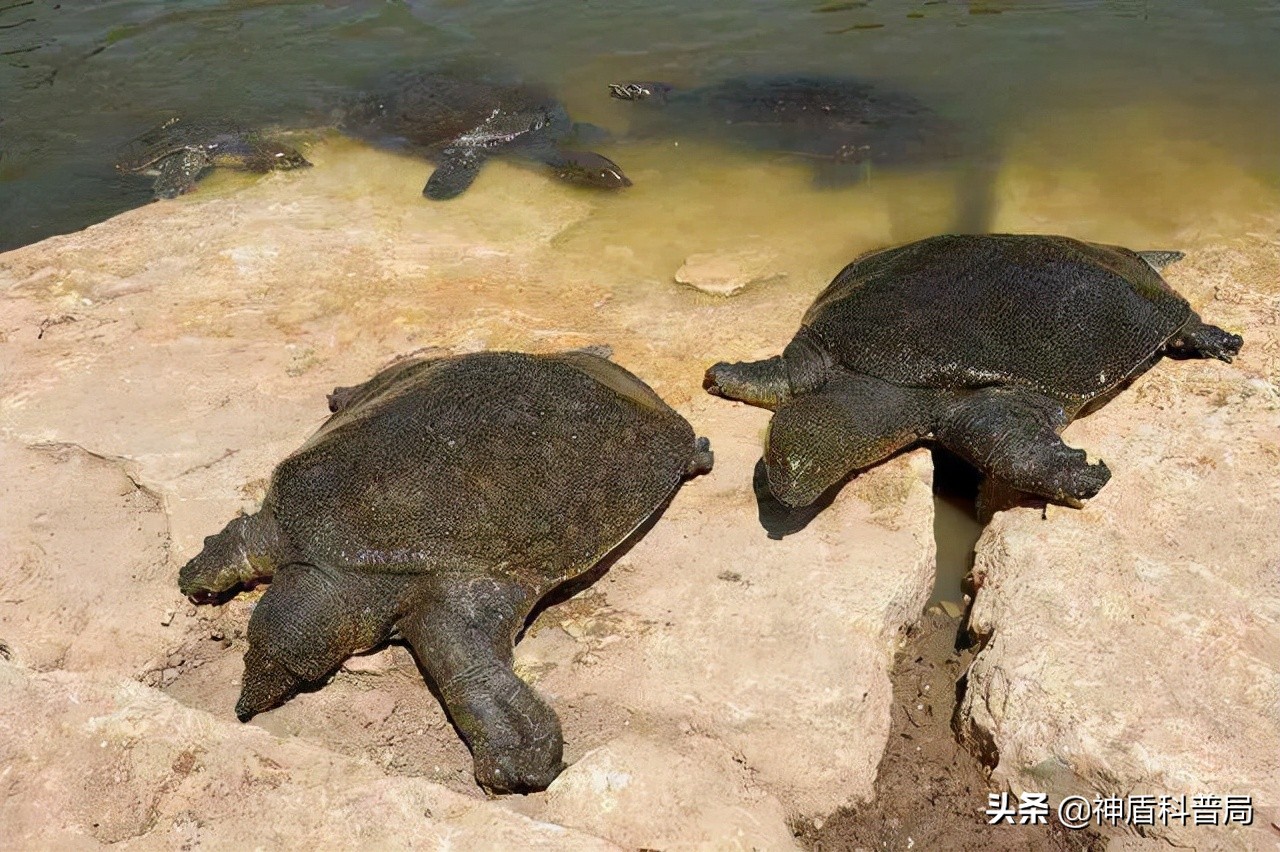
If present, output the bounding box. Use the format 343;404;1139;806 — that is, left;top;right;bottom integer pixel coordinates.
341;71;631;199
115;117;311;199
705;234;1241;511
608;75;960;181
180;350;712;793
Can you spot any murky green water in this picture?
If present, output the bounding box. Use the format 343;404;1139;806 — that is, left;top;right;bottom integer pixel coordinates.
3;0;1279;598
4;0;1279;250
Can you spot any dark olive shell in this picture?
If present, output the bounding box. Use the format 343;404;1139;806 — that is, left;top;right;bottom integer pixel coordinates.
266;352;696;591
801;234;1192;402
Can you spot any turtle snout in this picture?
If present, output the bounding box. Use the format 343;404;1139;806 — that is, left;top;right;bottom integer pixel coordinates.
595;165;632;189
178;539;243;599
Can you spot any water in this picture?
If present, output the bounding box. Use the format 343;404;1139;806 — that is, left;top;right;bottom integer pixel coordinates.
3;1;1279;250
3;1;1279;595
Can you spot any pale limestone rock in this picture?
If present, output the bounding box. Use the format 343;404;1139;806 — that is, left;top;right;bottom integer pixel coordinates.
675;248;786;296
0;439;175;675
542;734;799;850
958;234;1280;848
0;661;618;850
0;140;937;843
518;419;936;817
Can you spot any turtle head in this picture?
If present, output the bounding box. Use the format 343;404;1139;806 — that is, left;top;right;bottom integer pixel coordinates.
547;150;632;191
245;141;311;173
178;512;280;601
608;81;673;104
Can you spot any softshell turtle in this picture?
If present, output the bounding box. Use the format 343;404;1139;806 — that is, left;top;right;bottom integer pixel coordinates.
607;75;958;179
341;71;631;199
705;234;1241;510
116;117;310;199
180;350;712;793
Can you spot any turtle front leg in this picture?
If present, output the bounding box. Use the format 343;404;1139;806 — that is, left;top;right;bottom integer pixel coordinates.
934;388;1110;507
1165;314;1243;363
424;147;486;200
236;564;402;720
397;576;563;794
153;148;212;199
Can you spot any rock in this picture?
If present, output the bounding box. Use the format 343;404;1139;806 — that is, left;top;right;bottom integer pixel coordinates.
0;440;174;675
519;429;935;817
541;734;799;850
674;249;785;296
957;234;1280;848
0;660;617;849
0;139;936;840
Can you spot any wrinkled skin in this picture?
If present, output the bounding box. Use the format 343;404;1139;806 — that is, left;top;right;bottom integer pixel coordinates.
180;350;712;793
705;234;1242;512
116;118;310;199
340;71;630;199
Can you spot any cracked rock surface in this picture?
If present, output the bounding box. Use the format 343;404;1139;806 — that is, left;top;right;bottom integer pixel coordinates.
0;142;936;847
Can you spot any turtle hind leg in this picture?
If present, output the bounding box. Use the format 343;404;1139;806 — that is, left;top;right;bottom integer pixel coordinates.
179;510;288;599
935;388;1110;507
153;149;212;199
424;148;485;199
237;565;402;720
398;577;562;793
1165;314;1243;363
765;374;929;509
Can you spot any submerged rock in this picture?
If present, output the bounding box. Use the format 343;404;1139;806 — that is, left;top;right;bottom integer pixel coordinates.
674;248;786;296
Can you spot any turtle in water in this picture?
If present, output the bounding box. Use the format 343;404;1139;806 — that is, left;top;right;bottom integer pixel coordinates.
705;234;1242;511
340;71;631;199
116;117;310;199
179;350;712;793
607;75;960;181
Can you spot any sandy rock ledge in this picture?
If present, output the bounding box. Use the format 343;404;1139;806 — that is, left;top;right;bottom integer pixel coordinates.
0;151;936;847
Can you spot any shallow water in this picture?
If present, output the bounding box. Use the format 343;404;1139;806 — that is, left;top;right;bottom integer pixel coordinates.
3;1;1278;596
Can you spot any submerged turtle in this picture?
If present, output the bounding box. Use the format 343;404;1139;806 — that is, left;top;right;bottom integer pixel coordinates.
180;350;712;793
340;71;631;199
705;234;1242;510
116;117;310;199
607;75;959;180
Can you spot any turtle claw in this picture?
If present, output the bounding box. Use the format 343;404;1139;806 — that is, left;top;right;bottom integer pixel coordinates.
685;436;714;477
